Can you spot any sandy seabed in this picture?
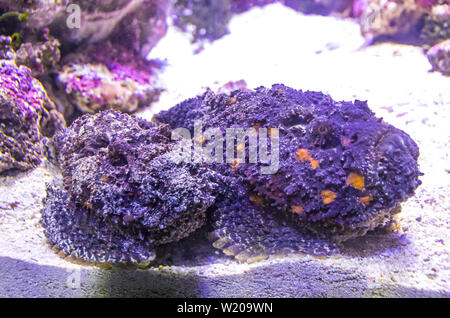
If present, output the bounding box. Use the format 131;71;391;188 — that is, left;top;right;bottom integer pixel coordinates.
0;4;449;297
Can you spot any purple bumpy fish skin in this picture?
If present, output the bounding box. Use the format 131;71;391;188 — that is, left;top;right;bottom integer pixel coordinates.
41;110;217;265
42;84;421;266
156;84;421;244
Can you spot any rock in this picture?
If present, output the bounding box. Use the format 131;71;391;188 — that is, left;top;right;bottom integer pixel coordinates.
420;4;450;48
0;59;65;174
0;0;169;58
0;35;15;60
171;0;355;44
358;0;428;41
48;41;162;121
231;0;280;14
427;38;450;75
14;29;61;77
171;0;233;43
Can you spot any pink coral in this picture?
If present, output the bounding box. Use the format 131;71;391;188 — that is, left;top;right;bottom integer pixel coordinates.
0;60;65;173
1;60;46;123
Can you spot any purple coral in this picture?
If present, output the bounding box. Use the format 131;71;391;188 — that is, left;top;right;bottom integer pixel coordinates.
84;42;161;86
0;1;167;124
427;39;450;75
230;0;280;13
1;0;169;58
0;60;64;173
14;32;61;77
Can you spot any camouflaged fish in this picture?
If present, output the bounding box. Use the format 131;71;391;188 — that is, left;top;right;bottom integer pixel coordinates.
41;84;421;266
358;0;428;43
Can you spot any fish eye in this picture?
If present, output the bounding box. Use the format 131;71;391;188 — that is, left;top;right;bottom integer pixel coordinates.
316;122;331;135
307;118;339;148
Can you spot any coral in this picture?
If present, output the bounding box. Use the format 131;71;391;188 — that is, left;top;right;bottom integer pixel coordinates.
172;0;233;43
0;35;15;60
217;79;248;94
0;2;166;123
420;4;450;47
0;59;65;173
42;110;217;265
427;38;450;74
52;42;162;119
0;31;61;75
0;34;63;121
82;42;163;87
0;7;29;37
14;29;61;77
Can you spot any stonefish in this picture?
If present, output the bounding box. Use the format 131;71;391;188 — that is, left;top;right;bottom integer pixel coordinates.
41;84;421;266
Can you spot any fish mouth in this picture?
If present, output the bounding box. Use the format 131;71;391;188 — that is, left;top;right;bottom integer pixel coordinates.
376;131;419;163
374;130;421;203
322;130;421;242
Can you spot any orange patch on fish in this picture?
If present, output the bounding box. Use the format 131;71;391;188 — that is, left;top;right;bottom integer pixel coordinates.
196;136;205;144
236;143;245;153
359;195;373;205
268;128;279;137
291;205;304;214
310;159;319;170
296;148;319;170
123;215;135;223
346;172;365;190
230;158;240;171
321;190;337;204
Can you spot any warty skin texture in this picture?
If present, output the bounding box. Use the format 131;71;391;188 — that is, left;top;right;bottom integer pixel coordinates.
0;2;166;123
156;84;422;242
42;85;421;266
42;111;218;265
